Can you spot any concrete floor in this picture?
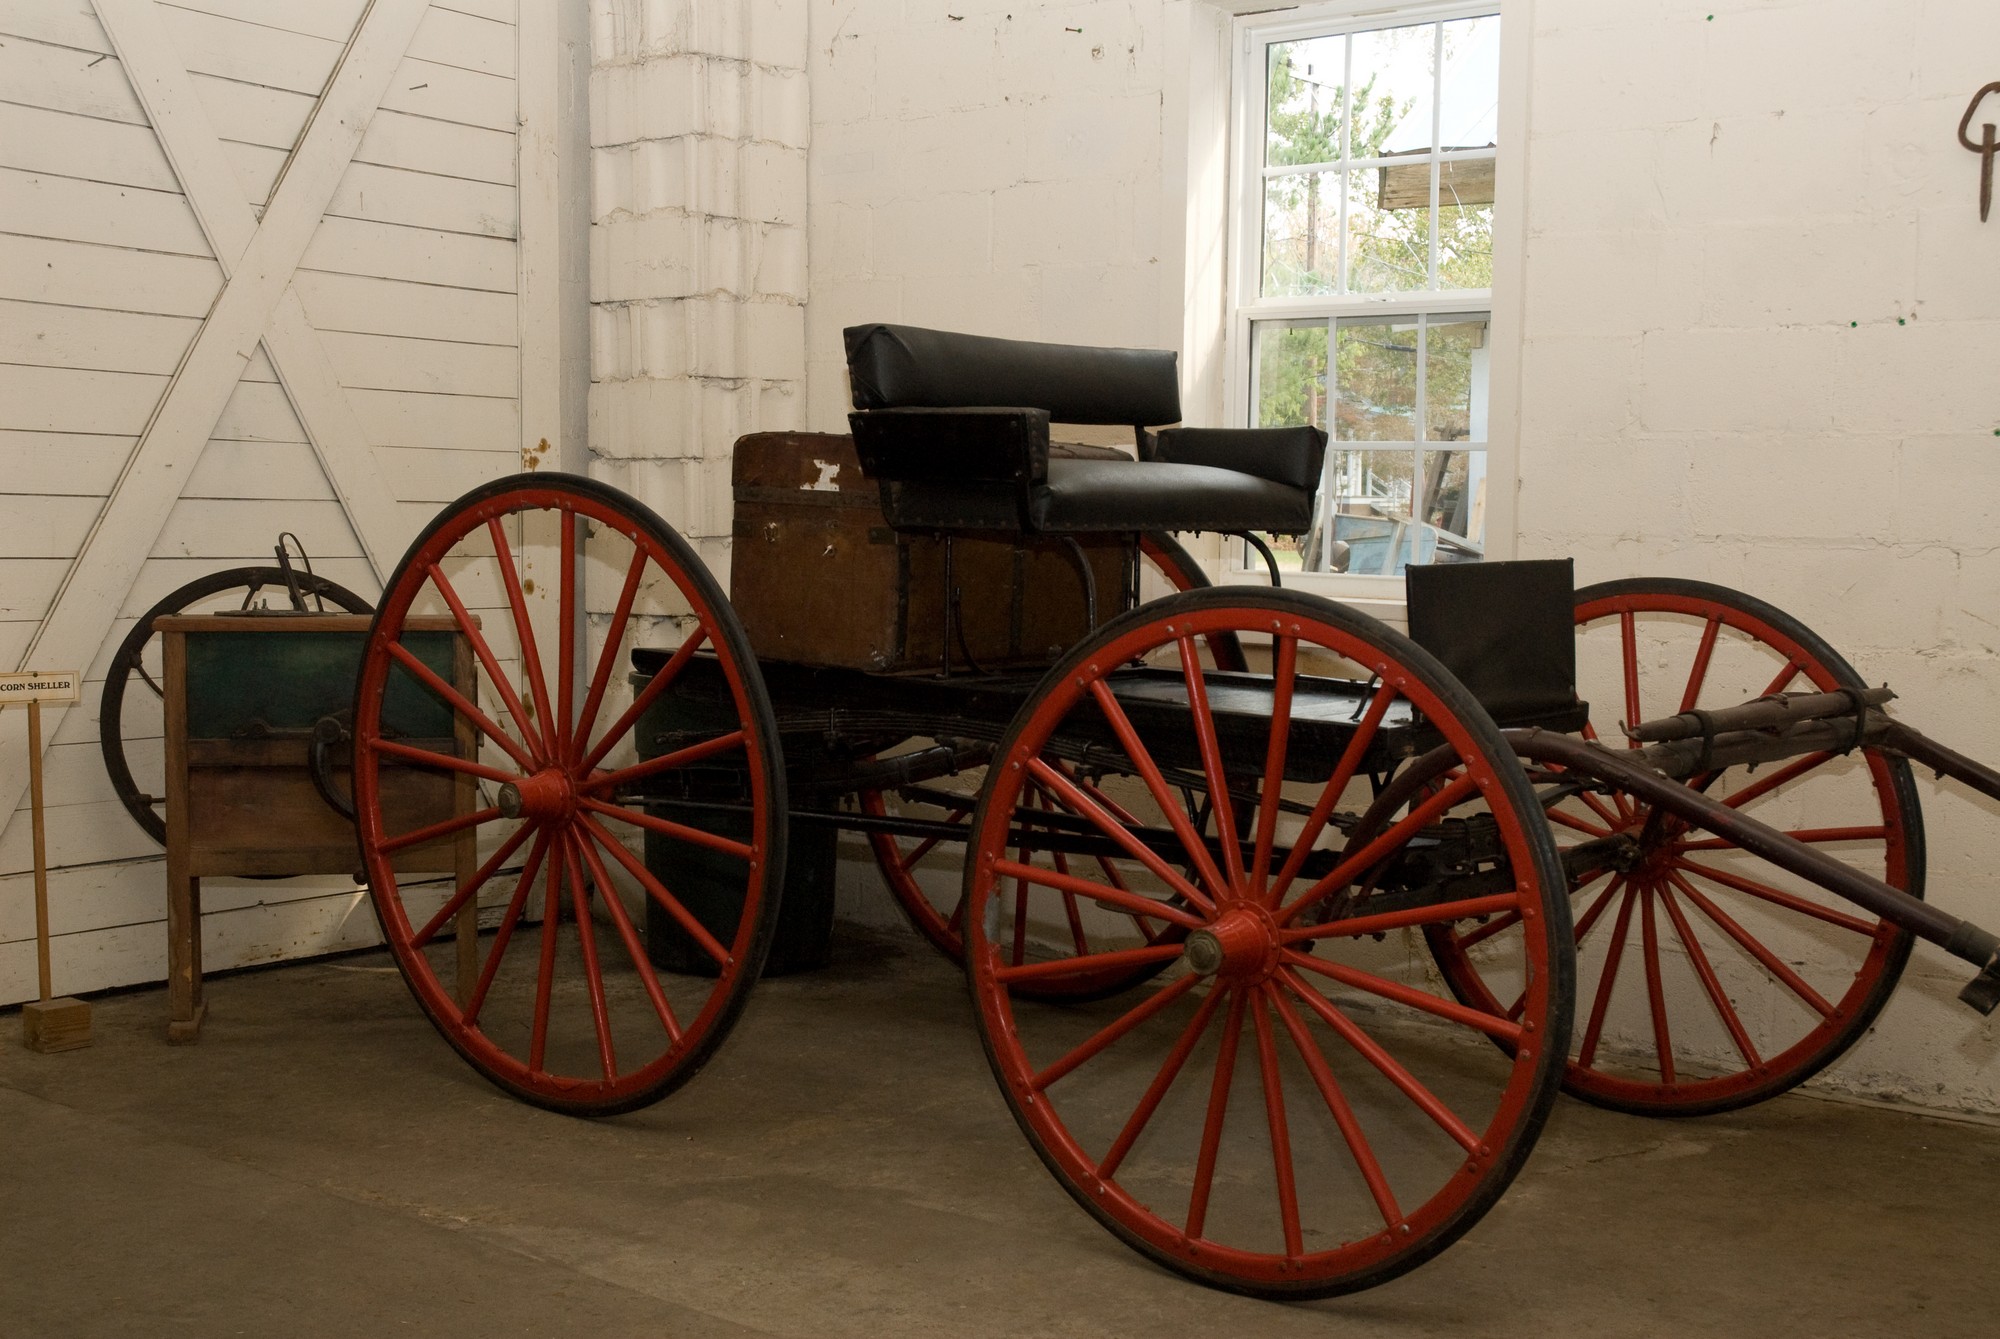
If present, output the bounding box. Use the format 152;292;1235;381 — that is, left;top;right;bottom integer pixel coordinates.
4;922;1997;1339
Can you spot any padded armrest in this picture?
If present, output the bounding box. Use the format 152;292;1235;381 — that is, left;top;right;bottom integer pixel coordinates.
848;407;1050;486
845;323;1182;427
1151;426;1328;495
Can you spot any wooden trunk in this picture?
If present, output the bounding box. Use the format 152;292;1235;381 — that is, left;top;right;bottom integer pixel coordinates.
730;433;1128;671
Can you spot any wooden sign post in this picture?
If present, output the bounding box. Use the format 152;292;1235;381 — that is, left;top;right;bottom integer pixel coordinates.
3;670;92;1052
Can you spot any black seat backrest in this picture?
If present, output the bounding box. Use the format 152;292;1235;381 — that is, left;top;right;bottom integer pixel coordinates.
844;323;1181;427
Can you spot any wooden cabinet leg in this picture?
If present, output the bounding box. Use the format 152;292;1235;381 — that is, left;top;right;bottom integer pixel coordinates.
166;869;206;1044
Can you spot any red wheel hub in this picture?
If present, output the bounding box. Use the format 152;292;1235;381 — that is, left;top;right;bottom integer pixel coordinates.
1182;906;1280;982
497;767;576;824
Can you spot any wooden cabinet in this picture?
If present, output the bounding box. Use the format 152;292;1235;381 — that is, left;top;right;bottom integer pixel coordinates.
156;615;475;1041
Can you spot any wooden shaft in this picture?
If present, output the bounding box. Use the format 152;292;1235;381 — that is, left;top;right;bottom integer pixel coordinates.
29;699;51;1001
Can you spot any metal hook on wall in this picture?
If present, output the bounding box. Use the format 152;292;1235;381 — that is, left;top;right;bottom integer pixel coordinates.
1958;82;2000;222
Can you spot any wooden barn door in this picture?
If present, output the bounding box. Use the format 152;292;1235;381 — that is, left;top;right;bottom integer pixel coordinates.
0;0;565;1003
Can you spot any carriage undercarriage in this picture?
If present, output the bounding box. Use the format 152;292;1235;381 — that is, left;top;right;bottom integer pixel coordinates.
114;325;1998;1300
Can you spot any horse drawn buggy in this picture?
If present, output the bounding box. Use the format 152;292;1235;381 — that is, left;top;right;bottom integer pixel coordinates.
102;325;2000;1298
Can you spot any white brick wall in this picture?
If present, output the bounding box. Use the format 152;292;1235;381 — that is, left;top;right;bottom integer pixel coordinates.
588;0;809;573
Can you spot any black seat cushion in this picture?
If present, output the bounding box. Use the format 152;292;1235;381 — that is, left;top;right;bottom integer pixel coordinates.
1027;459;1315;535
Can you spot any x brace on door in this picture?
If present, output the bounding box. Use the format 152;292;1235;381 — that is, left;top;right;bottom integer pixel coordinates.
0;0;432;837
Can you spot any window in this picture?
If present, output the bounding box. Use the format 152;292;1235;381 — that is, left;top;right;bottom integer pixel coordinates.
1230;3;1504;582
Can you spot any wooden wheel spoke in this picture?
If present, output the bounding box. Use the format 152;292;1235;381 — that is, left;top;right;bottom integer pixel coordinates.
1679;615;1722;713
560;834;619;1081
383;640;536;773
579;814;732;967
1577;886;1639;1067
413;821;533;947
462;831;550;1027
1185;989;1248;1239
1619;609;1642;745
1573;876;1626;945
556;510;578;758
572;549;651;770
574;824;682;1044
1549;805;1614;838
528;838;563;1073
1279;970;1481;1154
1027;758;1213;913
1034;973;1201;1091
579;627;711;774
989;859;1204;930
424;559;547;762
1275;773;1482;927
992;942;1184;986
1250;986;1304;1258
1640;889;1676;1084
378;804;503;857
1249;634;1297;898
1287;949;1527;1041
1082;681;1232;903
370;736;519;787
1721;751;1835;812
486;516;558;753
1670;872;1836;1017
1178;636;1246;895
1267;980;1402;1227
1671;857;1881;936
1269;682;1397;904
585;728;746;795
580;797;754;861
1099;985;1227;1178
1451;907;1522;953
1658;884;1760;1069
1283;891;1523;945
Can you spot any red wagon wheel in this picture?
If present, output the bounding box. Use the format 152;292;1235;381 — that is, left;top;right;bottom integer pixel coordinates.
353;473;786;1116
1426;578;1923;1116
862;533;1244;990
965;587;1572;1298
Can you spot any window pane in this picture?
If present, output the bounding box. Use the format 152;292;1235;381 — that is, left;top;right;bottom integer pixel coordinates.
1437;195;1494;290
1252;320;1329;430
1333;316;1416;441
1327;448;1416;575
1424;316;1490;443
1353;22;1438;158
1439;16;1501;152
1346;168;1429;293
1265;36;1347;167
1419;449;1488;555
1262;172;1341;297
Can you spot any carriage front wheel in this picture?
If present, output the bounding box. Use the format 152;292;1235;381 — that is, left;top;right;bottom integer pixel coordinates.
352;472;787;1116
963;587;1573;1297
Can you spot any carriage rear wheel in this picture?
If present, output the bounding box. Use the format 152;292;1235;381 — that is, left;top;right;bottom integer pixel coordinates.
1425;578;1923;1116
861;533;1243;997
353;473;786;1116
965;587;1572;1297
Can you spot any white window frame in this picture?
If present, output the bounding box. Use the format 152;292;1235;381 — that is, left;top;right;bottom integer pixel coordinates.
1220;0;1531;615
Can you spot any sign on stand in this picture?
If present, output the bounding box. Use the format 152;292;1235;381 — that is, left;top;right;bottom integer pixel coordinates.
3;670;91;1052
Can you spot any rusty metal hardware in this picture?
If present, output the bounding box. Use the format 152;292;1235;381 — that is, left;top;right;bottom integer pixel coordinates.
1959;82;2000;221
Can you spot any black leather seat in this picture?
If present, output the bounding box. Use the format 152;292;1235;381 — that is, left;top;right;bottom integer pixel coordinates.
844;323;1325;538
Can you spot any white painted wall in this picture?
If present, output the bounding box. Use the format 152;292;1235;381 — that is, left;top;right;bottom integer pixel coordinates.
0;0;577;1006
796;0;2000;1110
1512;0;2000;1110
